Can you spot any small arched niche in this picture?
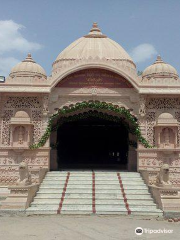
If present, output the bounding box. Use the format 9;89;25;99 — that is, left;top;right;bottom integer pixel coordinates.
155;113;179;148
10;111;33;147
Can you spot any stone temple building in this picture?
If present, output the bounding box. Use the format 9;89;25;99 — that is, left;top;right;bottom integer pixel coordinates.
0;23;180;215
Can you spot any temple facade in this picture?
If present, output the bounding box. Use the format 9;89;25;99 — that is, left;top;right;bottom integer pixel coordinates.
0;23;180;188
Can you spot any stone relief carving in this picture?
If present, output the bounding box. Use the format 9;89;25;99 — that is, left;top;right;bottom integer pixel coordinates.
16;126;25;145
144;98;180;148
1;110;13;145
0;153;49;185
146;112;156;146
42;94;49;114
32;110;42;143
141;77;180;85
1;97;43;146
4;96;41;109
146;98;180;110
139;95;146;117
155;164;172;187
161;128;175;148
16;162;32;186
175;112;180;145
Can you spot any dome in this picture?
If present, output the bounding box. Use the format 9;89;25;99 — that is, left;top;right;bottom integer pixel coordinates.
14;111;29;118
158;113;174;119
157;113;178;126
10;54;46;78
142;56;178;79
53;23;136;72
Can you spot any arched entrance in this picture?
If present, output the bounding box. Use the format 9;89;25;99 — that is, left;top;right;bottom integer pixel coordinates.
46;100;146;171
57;114;129;169
30;101;150;171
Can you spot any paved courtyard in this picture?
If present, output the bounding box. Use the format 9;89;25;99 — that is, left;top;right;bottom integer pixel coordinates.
0;215;179;240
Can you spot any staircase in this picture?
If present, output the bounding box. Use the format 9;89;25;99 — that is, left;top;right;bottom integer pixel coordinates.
26;171;163;216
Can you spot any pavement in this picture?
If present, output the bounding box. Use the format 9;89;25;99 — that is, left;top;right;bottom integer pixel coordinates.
0;215;179;240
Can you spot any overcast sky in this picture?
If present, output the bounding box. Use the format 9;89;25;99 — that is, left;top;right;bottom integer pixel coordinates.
0;0;180;76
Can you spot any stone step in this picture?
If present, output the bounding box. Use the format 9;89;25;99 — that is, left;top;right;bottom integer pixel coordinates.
46;176;141;179
26;209;162;216
38;190;150;196
46;172;140;176
32;199;156;206
35;193;152;200
38;187;149;194
43;180;145;185
41;182;147;187
46;174;141;178
61;205;126;211
45;178;143;182
38;186;147;192
27;171;161;217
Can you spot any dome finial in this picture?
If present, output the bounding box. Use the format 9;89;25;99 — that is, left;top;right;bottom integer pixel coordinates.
23;53;35;63
27;53;32;58
90;22;101;33
84;22;107;38
154;55;164;64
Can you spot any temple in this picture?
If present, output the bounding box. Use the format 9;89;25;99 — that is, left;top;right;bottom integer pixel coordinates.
0;23;180;215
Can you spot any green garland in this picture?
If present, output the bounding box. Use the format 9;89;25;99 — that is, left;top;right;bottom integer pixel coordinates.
30;100;152;149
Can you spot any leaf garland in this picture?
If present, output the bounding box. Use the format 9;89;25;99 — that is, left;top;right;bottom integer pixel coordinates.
30;100;152;149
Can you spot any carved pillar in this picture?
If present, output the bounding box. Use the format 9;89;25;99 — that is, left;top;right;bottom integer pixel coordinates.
172;128;178;148
42;94;50;147
157;127;163;148
138;95;147;137
128;133;137;171
0;95;6;146
50;131;58;170
138;95;147;150
139;95;146;118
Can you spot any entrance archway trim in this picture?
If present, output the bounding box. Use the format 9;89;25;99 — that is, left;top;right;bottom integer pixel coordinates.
51;63;139;91
30;101;152;149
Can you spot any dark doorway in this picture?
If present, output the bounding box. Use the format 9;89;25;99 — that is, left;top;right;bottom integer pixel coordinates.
56;116;129;169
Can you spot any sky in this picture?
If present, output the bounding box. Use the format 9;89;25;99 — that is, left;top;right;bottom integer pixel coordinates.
0;0;180;76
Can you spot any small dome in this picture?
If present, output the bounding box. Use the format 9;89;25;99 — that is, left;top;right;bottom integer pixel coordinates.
14;111;29;118
142;56;178;79
157;113;178;126
158;113;174;119
53;23;136;73
10;54;46;78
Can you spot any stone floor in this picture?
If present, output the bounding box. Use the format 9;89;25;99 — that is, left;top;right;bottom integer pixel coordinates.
0;215;179;240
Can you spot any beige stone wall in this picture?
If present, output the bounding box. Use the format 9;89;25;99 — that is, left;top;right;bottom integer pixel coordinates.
138;97;180;186
0;149;49;185
1;66;180;188
0;93;50;186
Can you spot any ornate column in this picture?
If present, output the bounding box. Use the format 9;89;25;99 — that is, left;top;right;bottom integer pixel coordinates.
0;95;5;146
138;95;147;146
42;94;50;147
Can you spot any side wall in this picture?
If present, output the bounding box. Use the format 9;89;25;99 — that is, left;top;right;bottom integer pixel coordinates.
0;94;50;185
138;97;180;186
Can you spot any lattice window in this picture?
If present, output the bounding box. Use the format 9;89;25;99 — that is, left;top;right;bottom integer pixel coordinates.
146;112;156;146
1;110;14;145
1;97;42;146
32;110;42;143
146;98;180;110
175;112;180;145
4;97;41;109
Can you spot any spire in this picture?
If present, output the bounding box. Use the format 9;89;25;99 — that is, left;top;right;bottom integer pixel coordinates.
154;55;164;64
84;22;107;38
90;22;101;33
23;53;35;63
